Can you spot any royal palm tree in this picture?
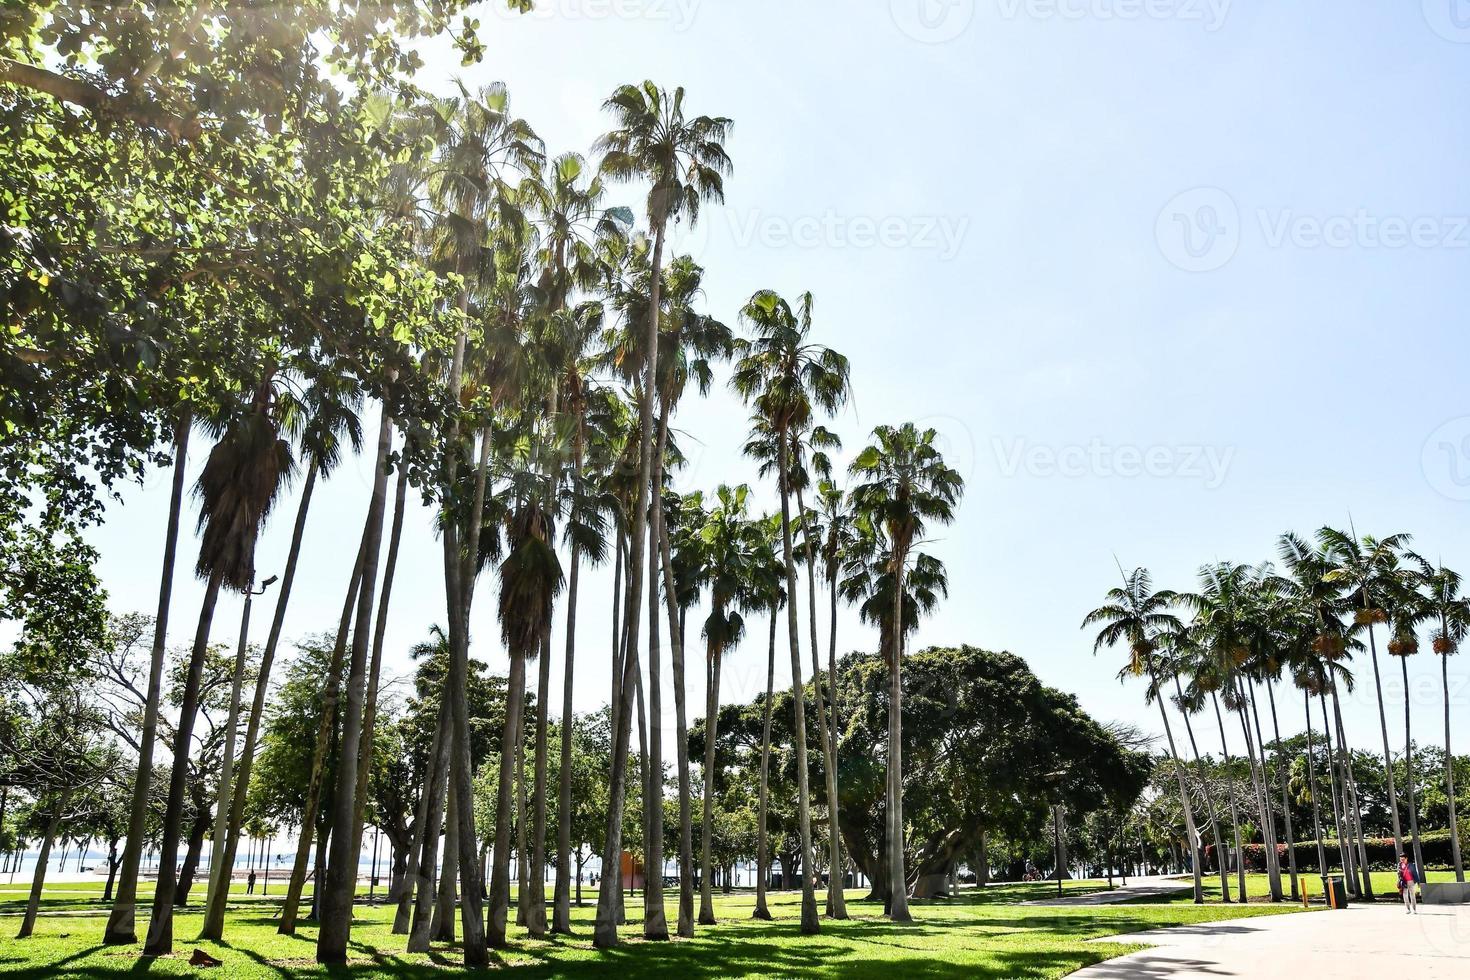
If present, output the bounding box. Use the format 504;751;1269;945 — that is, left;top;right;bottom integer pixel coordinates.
1083;567;1205;904
145;377;294;956
1152;627;1233;901
590;81;731;948
1320;526;1411;862
1411;556;1468;881
848;422;963;922
1383;559;1429;870
1279;531;1373;898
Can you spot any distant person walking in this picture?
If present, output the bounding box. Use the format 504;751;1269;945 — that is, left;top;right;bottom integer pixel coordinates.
247;870;257;895
1397;855;1420;914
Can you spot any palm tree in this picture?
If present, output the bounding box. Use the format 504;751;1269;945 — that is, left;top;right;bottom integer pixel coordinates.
202;371;363;940
428;82;541;962
1243;572;1309;900
603;248;734;936
1279;531;1373;898
732;289;849;932
660;487;708;929
747;412;849;918
848;422;964;922
1320;526;1411;862
103;410;191;946
488;438;565;943
144;377;294;956
523;151;627;936
689;485;761;923
1183;561;1284;901
316;399;399;965
1412;557;1468;881
838;516;950;905
1152;628;1233;901
747;513;785;920
590;81;731;948
1082;567;1205;904
1383;559;1429;870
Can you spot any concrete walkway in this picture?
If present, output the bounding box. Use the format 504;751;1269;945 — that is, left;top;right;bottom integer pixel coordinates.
1071;903;1470;978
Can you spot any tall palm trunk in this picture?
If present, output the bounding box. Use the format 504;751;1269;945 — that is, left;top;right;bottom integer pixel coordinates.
697;625;725;924
105;413;190;945
1209;693;1247;901
654;464;695;936
527;630;553;937
407;697;452;951
1443;650;1465;881
1243;683;1284;900
396;694;447;934
1234;690;1281;899
143;569;224;955
1330;690;1374;898
552;536;582;934
279;533;367;934
201;579;257;923
435;314;491;963
1302;690;1328;877
1361;612;1406;859
776;426;821;933
885;550;910;922
1399;656;1425;870
1316;694;1352;884
1146;658;1205;903
753;613;777;920
825;556;845;901
488;651;528;944
432;775;460;942
1170;676;1231;900
794;481;846;918
593;221;663;949
1264;678;1300;898
350;458;409;861
641;411;670;940
203;453;321;939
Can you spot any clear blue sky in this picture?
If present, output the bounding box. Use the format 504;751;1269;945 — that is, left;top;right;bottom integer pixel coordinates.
80;1;1470;760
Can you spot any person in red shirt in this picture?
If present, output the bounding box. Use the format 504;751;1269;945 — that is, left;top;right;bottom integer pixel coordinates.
1398;855;1420;914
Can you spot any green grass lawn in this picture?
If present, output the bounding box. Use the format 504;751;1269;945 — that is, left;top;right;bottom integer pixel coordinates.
0;877;1304;978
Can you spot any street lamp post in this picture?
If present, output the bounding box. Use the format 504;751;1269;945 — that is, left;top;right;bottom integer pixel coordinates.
203;573;277;916
1054;805;1064;898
